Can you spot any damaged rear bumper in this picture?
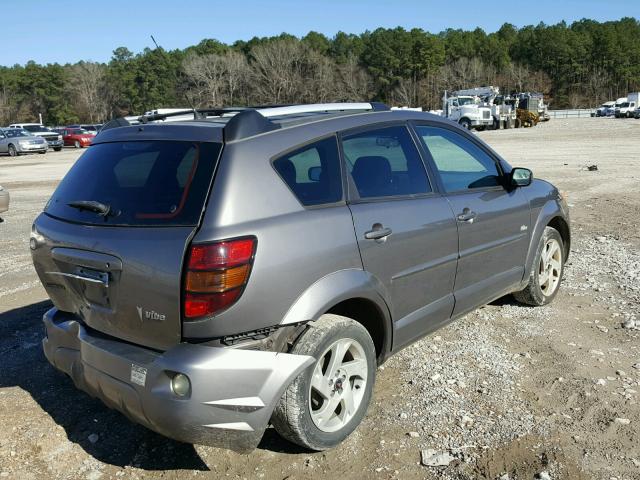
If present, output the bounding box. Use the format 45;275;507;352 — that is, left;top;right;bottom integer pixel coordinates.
42;308;313;452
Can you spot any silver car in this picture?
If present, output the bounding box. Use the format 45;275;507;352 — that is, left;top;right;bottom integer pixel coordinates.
32;103;570;453
0;128;48;156
0;185;9;214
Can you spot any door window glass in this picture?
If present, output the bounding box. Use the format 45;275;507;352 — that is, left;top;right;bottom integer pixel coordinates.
415;126;501;191
341;126;430;199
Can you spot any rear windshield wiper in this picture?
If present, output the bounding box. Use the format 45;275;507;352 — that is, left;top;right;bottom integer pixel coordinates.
67;200;118;217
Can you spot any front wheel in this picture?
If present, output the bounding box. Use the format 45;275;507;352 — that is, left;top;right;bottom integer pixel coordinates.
74;140;81;148
271;314;376;451
459;118;471;130
514;226;564;306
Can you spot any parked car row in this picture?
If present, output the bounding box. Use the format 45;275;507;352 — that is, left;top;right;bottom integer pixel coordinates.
0;122;103;156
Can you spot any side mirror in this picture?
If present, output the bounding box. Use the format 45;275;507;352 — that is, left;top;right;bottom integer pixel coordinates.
510;167;533;187
308;166;322;182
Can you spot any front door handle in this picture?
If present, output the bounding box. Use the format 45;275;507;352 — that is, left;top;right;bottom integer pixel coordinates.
457;208;477;223
364;224;392;240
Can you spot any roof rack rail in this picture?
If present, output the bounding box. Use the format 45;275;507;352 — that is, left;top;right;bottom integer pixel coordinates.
99;102;391;138
256;102;388;117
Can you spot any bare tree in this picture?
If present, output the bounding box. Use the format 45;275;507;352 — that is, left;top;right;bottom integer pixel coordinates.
335;55;373;102
182;52;227;107
223;51;250;105
250;39;308;104
0;83;13;125
68;62;108;122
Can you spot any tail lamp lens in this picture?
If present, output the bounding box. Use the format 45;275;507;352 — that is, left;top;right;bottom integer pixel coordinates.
188;239;255;270
183;237;256;319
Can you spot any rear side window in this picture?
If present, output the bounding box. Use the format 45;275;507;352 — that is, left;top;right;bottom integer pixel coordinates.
273;136;342;206
341;125;430;199
45;141;221;226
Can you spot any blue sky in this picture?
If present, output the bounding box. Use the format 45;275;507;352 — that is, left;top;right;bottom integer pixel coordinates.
1;0;637;66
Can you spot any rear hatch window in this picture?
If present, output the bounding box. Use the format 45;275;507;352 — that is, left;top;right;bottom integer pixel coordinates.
45;141;221;226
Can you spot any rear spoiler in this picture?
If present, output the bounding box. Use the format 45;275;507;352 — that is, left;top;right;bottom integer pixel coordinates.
99;103;390;142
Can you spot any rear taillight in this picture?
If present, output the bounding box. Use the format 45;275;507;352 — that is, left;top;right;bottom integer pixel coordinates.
183;237;256;319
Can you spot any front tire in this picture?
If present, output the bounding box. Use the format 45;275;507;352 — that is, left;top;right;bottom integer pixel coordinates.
514;226;564;306
459;118;471;130
74;140;81;148
271;314;376;451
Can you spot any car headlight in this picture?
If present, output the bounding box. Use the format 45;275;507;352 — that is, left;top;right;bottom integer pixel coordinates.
58;135;62;140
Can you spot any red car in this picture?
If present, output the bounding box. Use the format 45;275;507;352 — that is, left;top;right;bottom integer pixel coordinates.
58;128;95;148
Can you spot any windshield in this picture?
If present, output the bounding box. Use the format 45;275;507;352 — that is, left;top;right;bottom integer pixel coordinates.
457;97;477;106
620;102;630;108
5;129;31;138
45;141;222;227
22;125;50;133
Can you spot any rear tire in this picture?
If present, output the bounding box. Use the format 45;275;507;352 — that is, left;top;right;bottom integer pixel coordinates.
514;226;564;306
271;314;376;451
8;144;17;157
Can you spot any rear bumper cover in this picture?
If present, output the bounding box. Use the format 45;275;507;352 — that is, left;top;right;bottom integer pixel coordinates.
42;308;313;452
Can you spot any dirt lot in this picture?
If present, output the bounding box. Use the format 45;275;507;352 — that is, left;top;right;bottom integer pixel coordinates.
1;118;639;480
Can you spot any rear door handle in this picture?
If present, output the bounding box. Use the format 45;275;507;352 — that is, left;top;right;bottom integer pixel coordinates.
364;225;393;240
457;209;477;223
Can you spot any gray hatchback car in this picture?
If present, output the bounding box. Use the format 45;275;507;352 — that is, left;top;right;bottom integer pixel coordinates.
31;103;570;452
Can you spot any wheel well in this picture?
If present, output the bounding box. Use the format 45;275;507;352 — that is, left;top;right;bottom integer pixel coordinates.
326;298;387;361
548;216;570;260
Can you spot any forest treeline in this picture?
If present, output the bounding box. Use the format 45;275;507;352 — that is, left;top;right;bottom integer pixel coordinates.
0;17;638;125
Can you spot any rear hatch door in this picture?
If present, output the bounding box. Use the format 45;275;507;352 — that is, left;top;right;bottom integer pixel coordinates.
32;136;222;350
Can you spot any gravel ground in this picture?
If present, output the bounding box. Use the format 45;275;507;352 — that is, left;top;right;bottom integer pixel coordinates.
1;118;639;480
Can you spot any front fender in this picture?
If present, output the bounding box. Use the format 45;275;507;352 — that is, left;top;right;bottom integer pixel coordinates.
280;269;393;352
523;196;569;282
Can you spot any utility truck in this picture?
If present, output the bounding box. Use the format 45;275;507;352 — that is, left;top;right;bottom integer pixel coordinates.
442;91;493;130
451;86;515;129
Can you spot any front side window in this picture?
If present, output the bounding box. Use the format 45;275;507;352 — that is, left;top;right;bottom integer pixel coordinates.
341;125;430;199
415;125;501;192
273;136;342;206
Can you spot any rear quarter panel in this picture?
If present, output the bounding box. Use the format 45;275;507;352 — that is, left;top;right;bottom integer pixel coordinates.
183;136;364;340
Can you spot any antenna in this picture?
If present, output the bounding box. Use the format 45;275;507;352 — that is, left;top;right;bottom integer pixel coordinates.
150;35;160;49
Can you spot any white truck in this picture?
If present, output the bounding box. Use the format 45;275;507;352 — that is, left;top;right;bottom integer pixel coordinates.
442;91;493;130
614;93;638;118
450;86;515;129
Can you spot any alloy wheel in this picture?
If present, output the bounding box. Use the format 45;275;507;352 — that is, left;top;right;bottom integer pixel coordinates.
538;238;562;296
309;338;368;433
